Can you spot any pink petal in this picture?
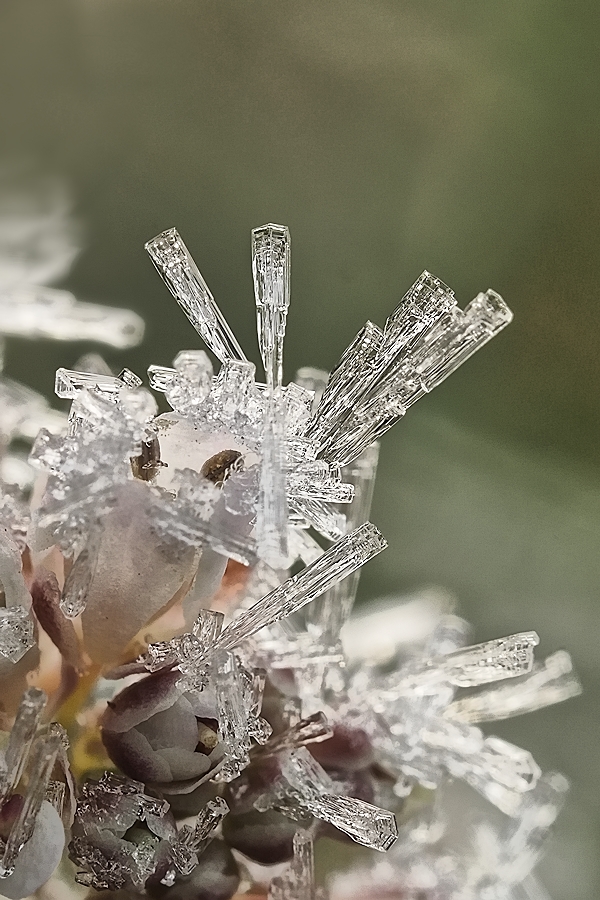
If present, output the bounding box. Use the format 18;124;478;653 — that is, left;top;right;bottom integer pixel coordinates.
81;481;198;665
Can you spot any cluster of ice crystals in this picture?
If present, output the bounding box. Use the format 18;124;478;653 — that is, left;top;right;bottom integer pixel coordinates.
0;689;65;879
3;219;578;899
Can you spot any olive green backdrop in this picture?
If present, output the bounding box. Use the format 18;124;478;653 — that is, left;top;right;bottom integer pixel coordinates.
0;2;598;896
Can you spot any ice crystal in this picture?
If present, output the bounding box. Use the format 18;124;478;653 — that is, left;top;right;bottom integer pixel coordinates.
0;220;579;900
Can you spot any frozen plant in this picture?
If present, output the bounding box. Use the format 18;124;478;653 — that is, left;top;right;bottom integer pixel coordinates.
0;222;580;900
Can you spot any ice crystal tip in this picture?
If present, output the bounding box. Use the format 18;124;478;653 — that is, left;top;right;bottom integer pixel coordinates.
145;228;246;364
252;223;291;388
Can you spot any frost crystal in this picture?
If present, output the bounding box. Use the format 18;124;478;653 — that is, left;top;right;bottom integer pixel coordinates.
1;219;577;900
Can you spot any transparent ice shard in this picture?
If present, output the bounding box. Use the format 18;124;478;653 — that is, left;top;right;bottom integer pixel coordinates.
145;228;246;364
60;528;101;618
252;223;291;389
257;712;334;757
256;393;289;568
55;368;124;400
216;522;387;652
0;607;34;663
446;650;582;724
0;285;144;348
0;729;62;877
439;632;540;687
269;830;319;900
168;797;229;876
307;273;512;466
260;748;398;852
0;688;46;803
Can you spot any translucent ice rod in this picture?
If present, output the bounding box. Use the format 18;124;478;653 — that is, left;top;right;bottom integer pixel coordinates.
145;228;246;364
216;522;387;651
252;223;291;389
0;687;46;803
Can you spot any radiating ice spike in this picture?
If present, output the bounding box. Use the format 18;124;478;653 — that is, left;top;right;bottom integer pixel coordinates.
0;688;46;803
0;729;62;877
145;228;246;364
257;712;333;757
256;392;289;568
216;523;387;652
446;651;582;724
60;529;102;618
192;608;225;646
275;748;398;852
169;797;229;876
214;650;253;781
440;632;540;687
252;223;291;388
269;830;317;900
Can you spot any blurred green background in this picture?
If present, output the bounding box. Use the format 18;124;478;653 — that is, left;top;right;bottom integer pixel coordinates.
0;1;599;896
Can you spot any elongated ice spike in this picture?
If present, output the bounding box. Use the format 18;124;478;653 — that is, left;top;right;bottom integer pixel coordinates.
256;712;333;757
252;223;291;389
214;650;253;781
55;368;124;400
216;522;387;652
273;749;398;852
0;285;144;348
0;729;62;877
269;830;318;900
169;797;229;876
0;607;35;663
145;228;246;364
256;392;289;568
307;273;512;466
60;529;102;618
446;650;582;724
0;688;46;803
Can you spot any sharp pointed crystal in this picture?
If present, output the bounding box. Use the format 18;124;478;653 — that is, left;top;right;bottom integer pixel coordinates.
145;228;246;364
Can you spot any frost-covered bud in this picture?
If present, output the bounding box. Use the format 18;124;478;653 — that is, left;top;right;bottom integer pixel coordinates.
101;668;224;794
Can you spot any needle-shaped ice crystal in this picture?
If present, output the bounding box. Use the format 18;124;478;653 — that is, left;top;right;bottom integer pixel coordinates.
438;631;539;687
252;223;291;389
307;273;512;466
259;748;398;852
167;797;229;877
0;688;46;803
0;285;144;348
446;650;582;724
269;830;322;900
256;393;289;568
216;522;387;652
145;228;246;364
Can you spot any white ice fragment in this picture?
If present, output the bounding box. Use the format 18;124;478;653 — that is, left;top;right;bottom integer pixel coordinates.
145;228;246;364
0;607;34;663
0;284;144;348
252;223;291;389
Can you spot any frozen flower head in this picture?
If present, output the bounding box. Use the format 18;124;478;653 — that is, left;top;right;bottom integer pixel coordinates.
0;221;581;900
